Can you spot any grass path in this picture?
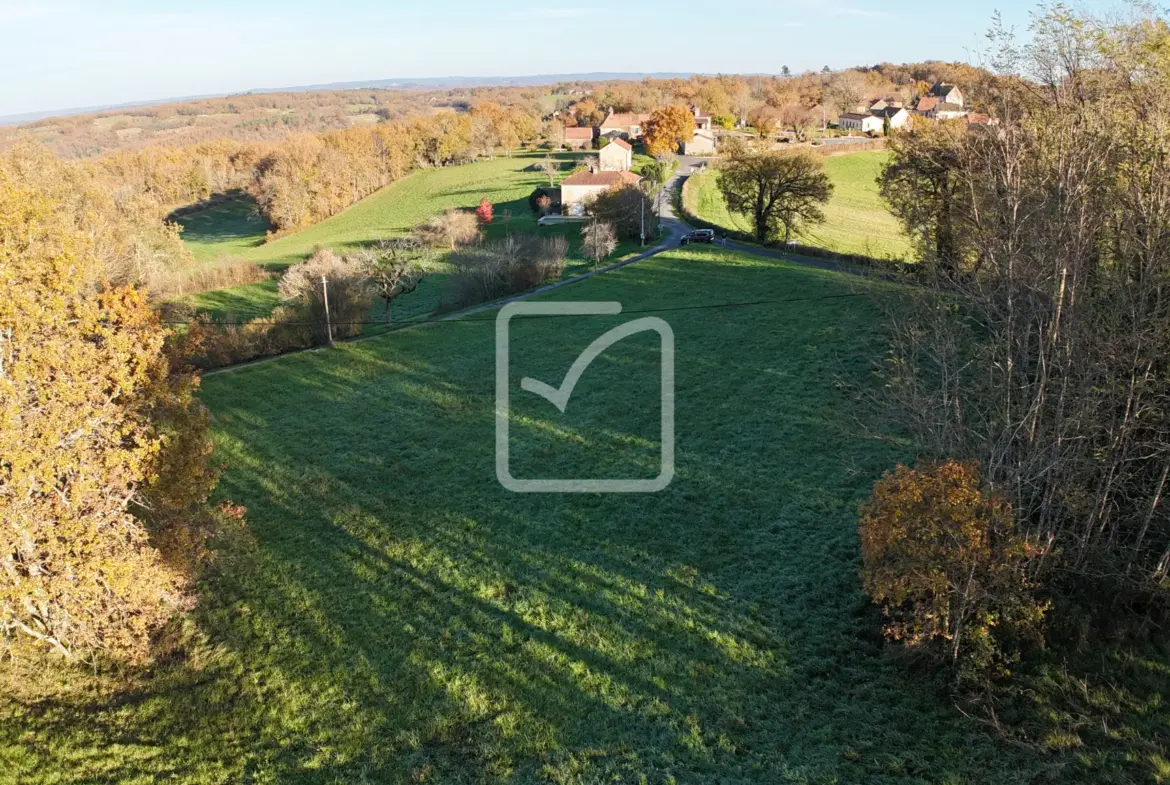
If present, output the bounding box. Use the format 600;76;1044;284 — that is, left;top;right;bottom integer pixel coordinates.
686;150;913;260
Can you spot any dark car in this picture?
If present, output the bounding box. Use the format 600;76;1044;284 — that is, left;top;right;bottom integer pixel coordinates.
680;229;715;245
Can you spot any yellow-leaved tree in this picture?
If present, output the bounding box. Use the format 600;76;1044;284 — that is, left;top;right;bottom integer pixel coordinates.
0;153;218;663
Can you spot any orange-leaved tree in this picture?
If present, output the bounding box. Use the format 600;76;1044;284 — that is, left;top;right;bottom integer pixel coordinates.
643;105;696;157
858;460;1047;688
0;159;218;663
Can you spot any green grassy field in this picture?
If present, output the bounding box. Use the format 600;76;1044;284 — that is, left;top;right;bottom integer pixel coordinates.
686;150;914;260
174;152;653;322
10;246;1151;784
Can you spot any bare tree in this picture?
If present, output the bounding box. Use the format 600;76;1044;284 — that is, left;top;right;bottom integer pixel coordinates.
537;155;560;186
354;238;431;325
779;104;815;142
581;220;617;268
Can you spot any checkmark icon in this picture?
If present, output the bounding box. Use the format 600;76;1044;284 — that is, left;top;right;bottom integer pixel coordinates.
495;301;675;493
520;317;668;414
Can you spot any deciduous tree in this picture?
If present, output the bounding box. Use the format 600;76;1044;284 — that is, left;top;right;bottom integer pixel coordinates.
717;148;832;243
581;220;618;268
643;105;695;157
355;238;430;325
0;163;218;662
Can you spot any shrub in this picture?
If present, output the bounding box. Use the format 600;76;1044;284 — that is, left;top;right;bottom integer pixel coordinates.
151;259;271;300
278;248;372;343
413;208;481;250
444;235;567;309
858;460;1047;689
475;197;493;224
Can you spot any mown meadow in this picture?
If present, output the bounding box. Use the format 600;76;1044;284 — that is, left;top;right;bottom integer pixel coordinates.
175;151;653;323
10;247;1164;783
685;150;913;260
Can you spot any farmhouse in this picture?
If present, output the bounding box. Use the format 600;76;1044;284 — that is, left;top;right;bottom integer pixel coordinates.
690;105;713;132
560;169;642;214
683;128;717;155
928;82;964;106
875;105;910;129
564;126;594;149
599;111;650;140
838;112;884;134
599;137;633;171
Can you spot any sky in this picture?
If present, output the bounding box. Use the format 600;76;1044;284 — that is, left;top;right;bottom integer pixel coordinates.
0;0;1120;117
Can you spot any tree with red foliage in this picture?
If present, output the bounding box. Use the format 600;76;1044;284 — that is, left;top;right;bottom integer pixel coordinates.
475;197;493;224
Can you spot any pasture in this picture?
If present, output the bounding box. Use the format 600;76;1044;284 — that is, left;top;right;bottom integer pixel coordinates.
174;151;650;322
685;150;913;260
7;246;1147;784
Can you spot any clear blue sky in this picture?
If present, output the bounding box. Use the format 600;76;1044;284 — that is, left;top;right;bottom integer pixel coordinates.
0;0;1119;117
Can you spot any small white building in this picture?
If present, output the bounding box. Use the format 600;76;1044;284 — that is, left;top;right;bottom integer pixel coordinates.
599;137;633;171
838;112;884;134
683;129;717;155
560;169;643;215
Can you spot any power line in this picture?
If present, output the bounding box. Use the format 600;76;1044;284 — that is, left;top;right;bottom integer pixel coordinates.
140;291;865;328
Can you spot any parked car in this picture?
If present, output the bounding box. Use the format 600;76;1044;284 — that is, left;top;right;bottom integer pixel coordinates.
680;229;715;245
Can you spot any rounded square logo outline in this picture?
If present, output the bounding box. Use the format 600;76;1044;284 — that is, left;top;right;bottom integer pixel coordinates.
495;301;674;493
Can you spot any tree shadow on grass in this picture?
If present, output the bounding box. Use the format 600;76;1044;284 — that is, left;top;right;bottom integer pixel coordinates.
4;251;1122;784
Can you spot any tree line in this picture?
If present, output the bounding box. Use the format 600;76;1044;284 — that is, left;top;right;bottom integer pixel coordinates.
862;5;1170;695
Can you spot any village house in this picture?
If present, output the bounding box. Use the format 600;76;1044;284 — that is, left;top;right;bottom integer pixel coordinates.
684;128;717;155
838;112;884;135
599;137;633;171
928;82;964;106
690;105;713;132
563;126;594;149
599;111;650;140
560;169;642;215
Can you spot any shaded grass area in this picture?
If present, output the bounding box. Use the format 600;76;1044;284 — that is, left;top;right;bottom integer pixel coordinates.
176;196;269;264
2;248;1092;784
174;151;646;322
688;151;913;260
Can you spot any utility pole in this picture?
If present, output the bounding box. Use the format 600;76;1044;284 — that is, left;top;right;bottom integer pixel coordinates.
321;275;334;347
640;195;645;246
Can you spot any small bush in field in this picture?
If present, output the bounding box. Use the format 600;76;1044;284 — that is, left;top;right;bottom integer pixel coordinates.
413;208;481;250
445;235;567;309
278;248;372;343
475;197;493;224
858;460;1048;689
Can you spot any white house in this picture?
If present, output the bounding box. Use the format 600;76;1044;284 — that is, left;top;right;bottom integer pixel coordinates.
560;169;643;215
599;137;633;171
838;112;884;134
875;106;910;130
683;129;717;155
928;82;964;107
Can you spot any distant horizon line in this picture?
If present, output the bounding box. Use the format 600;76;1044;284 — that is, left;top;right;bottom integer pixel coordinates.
0;71;708;127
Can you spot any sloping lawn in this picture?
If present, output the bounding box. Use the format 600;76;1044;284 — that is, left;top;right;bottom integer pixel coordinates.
173;151;647;322
686;150;913;260
1;248;1073;784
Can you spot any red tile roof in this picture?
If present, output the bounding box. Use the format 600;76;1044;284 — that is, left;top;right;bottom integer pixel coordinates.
915;96;941;113
599;112;650;129
565;126;594;139
561;170;642;187
609;138;633;150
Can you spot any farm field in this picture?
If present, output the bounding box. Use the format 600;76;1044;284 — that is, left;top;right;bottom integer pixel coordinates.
685;150;914;260
8;246;1151;784
175;151;651;322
